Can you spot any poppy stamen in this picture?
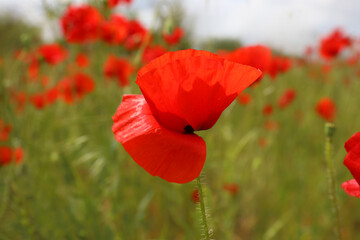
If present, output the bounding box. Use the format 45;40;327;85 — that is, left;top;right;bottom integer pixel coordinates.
184;125;194;134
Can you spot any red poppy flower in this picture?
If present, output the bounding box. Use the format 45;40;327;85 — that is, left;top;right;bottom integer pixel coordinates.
0;146;23;166
38;44;68;65
258;137;267;148
342;132;360;198
46;88;59;105
142;45;168;64
112;49;261;183
277;88;296;109
223;183;239;195
61;5;103;43
14;147;24;164
27;57;39;80
0;120;12;142
262;104;273;116
107;0;132;8
30;93;46;109
268;56;292;79
11;91;27;112
264;120;280;131
237;92;252;105
320;28;351;60
315;97;336;122
57;73;95;104
100;15;128;45
226;45;272;80
76;53;89;68
191;189;200;203
0;147;12;166
124;20;148;50
162;27;184;46
103;54;133;86
73;73;95;98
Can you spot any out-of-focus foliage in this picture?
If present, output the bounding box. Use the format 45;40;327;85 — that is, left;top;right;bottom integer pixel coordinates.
0;14;42;54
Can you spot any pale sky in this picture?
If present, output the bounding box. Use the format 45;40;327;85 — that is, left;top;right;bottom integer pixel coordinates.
1;0;360;55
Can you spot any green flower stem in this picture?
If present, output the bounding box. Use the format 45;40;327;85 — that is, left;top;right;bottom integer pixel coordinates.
324;122;342;240
196;175;211;240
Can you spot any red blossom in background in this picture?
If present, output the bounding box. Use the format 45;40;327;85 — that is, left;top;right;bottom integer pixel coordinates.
30;93;47;109
107;0;132;8
223;183;239;195
0;120;12;142
162;27;184;46
124;20;148;50
320;28;351;60
237;92;252;105
226;45;272;80
38;44;68;65
57;73;95;104
76;53;89;68
277;88;296;109
268;56;292;79
191;189;200;203
11;91;27;112
262;104;273;116
101;15;128;45
61;5;103;43
0;146;23;166
315;97;336;122
342;132;360;198
112;49;261;183
103;54;133;86
142;45;168;64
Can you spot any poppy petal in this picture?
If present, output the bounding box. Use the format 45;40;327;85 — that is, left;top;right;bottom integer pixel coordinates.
345;132;360;152
341;179;360;198
137;49;261;132
344;143;360;184
112;95;206;183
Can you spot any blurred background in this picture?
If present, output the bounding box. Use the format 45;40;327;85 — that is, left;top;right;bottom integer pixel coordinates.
0;0;360;239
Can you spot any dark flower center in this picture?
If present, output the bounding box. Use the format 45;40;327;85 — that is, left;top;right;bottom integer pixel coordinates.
184;125;194;134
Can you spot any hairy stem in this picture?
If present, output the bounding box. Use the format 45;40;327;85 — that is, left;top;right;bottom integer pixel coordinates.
324;122;342;240
196;176;211;240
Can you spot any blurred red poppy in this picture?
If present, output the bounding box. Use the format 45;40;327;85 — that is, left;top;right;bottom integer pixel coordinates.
107;0;132;8
277;88;296;109
11;91;27;112
268;56;292;79
124;20;148;50
61;5;103;43
320;28;351;60
0;146;23;166
262;104;273;116
264;120;280;131
237;92;252;105
162;27;184;46
223;183;239;195
342;132;360;198
103;54;133;86
38;44;68;65
0;120;12;142
30;93;46;109
142;45;168;64
57;73;95;104
315;97;336;122
191;189;200;203
101;15;128;45
76;53;89;68
226;45;272;80
112;49;261;183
